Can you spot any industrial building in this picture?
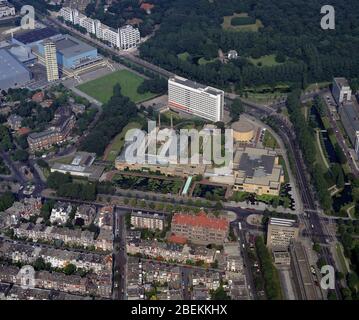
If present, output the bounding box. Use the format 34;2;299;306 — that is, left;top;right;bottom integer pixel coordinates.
266;217;299;250
332;77;352;104
232;147;284;196
38;34;98;70
44;40;59;82
338;102;359;158
0;48;31;91
168;76;224;122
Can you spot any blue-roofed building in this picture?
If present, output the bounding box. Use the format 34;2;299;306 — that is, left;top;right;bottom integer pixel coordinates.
0;48;31;91
37;34;98;69
12;27;60;47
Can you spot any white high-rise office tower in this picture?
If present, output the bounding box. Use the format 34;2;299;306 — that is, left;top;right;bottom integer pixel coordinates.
168;76;224;122
44;41;59;82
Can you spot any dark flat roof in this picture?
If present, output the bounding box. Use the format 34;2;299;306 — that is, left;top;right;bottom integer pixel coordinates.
14;28;59;45
239;153;275;177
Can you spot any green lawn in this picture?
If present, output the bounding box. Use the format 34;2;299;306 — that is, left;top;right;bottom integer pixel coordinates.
104;122;141;162
263;130;278;149
336;243;349;274
77;70;157;104
178;52;190;61
222;13;263;32
249;54;282;67
198;57;216;65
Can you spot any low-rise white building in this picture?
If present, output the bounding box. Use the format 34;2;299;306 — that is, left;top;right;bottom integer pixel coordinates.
50;203;72;225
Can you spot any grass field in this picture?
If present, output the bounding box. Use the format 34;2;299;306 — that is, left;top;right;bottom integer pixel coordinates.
336;243;349;274
198;57;217;65
222;13;263;32
263;130;279;149
104;122;141;162
249;54;282;67
77;70;157;104
177;52;190;61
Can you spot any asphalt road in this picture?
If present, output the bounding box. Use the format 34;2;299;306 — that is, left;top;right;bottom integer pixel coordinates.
112;207;127;300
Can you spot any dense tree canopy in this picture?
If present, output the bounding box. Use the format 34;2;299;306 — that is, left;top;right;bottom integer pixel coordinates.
133;0;359;88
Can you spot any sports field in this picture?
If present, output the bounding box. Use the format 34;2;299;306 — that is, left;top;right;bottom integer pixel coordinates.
77;69;157;104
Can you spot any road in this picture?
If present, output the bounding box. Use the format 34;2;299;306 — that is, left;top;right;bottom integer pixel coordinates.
240;100;342;299
235;222;257;300
112;207;127;300
12;3;343;298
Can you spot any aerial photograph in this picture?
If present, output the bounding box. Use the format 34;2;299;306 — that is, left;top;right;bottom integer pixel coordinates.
0;0;358;309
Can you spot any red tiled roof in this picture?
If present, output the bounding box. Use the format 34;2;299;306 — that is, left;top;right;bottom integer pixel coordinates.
17;127;31;136
32;91;44;102
100;206;114;214
140;3;154;11
168;234;187;244
172;211;229;231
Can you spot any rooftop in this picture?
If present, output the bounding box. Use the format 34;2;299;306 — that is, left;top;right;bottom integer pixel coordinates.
48;34;96;58
170;75;224;96
334;77;350;89
340;102;359;132
172;211;228;231
13;27;59;45
0;49;30;82
269;217;298;227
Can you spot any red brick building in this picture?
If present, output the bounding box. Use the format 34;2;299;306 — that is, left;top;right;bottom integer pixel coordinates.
170;211;229;245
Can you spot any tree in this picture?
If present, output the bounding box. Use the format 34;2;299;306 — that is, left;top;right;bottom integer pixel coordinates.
313;242;321;253
47;172;72;190
211;286;231;300
0;191;15;211
229;99;244;122
12;149;29;162
34;257;46;271
63;263;77;275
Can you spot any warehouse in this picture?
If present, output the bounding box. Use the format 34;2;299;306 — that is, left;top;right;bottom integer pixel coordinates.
37;34;98;69
0;48;31;91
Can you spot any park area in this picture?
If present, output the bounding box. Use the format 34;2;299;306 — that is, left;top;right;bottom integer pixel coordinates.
77;69;157;104
103;122;142;162
222;13;263;32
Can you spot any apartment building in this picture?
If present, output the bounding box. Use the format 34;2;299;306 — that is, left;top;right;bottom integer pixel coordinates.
168;76;224;122
332;77;352;104
44;40;59;82
170;211;229;245
50;203;72;225
119;25;140;49
266;217;299;250
59;7;140;50
0;1;15;18
131;211;166;231
7;114;23;130
27;115;75;151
